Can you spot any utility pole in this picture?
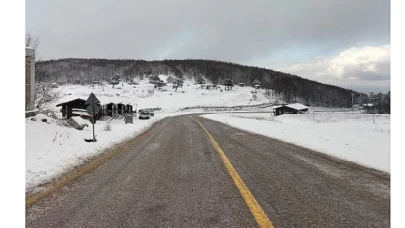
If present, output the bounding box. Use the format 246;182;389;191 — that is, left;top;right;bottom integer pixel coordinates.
92;95;95;141
351;85;354;111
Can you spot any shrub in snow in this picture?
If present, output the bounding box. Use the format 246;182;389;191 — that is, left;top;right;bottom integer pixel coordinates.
103;122;112;131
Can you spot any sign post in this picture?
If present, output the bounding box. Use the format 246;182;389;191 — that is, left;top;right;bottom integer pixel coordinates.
85;93;100;142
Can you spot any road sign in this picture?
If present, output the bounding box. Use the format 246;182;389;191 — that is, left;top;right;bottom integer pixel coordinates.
86;104;100;115
85;93;100;105
85;93;101;143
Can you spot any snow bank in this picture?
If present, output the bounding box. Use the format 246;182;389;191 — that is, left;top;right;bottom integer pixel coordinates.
25;112;181;193
69;116;89;126
202;113;390;173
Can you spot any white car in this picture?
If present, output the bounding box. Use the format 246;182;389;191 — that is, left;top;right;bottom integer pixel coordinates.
138;110;151;119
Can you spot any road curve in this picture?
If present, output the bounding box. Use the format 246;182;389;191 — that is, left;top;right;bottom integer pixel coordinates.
26;114;390;228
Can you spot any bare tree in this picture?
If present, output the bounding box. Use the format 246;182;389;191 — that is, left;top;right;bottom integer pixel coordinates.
111;73;120;88
173;78;184;92
25;33;39;50
35;84;61;111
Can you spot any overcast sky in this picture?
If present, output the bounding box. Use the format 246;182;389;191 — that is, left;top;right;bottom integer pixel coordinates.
26;0;390;93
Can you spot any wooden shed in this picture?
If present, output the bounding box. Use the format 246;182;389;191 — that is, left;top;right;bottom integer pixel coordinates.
116;103;125;115
273;103;309;116
201;84;214;90
56;99;87;119
102;102;115;116
125;104;133;114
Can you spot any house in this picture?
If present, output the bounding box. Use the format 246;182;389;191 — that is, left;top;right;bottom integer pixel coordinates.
238;83;245;87
91;81;103;85
201;84;214;90
254;84;261;89
363;103;376;114
273;103;309;116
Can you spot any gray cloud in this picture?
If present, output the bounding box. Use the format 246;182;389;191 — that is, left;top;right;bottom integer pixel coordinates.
27;0;389;65
278;44;390;92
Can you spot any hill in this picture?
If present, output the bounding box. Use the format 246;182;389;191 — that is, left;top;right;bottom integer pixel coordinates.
37;58;365;107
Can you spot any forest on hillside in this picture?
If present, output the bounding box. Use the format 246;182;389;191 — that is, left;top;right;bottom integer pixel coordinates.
37;58;370;108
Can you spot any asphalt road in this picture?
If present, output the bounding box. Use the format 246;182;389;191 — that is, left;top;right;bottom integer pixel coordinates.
26;114;390;228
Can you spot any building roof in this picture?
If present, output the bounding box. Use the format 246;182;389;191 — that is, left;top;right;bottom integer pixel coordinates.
56;98;86;107
272;105;285;109
286;103;309;111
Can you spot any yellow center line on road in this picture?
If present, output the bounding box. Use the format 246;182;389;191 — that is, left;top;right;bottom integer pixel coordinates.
193;116;274;228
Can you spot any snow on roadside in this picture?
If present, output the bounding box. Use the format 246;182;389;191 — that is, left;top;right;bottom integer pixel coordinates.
25;112;180;193
202;113;390;173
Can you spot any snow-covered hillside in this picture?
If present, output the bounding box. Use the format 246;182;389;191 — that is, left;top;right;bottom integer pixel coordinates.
50;75;279;114
202;113;390;173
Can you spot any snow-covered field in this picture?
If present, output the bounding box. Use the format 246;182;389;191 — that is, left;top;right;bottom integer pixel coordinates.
202;113;390;173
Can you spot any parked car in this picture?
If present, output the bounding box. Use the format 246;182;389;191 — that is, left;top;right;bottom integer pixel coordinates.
139;110;151;119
